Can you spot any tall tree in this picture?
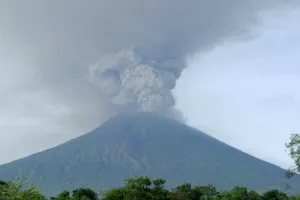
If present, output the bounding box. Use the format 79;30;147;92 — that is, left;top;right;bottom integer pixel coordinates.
101;176;169;200
262;189;288;200
0;178;46;200
285;133;300;177
72;188;98;200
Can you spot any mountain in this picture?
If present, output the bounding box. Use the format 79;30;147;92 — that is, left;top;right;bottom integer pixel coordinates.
0;112;299;196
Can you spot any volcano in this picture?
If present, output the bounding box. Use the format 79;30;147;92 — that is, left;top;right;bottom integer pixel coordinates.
0;112;298;196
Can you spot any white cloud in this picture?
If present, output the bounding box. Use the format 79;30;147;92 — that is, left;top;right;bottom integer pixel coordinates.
174;10;300;168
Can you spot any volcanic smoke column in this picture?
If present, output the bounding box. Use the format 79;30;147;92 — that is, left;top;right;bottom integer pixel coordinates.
89;48;186;119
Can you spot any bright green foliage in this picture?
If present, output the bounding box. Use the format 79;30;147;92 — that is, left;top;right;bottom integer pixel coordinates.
0;180;8;194
288;196;300;200
228;186;249;200
72;188;98;200
102;176;169;200
2;176;300;200
0;178;46;200
247;190;261;200
100;187;127;200
286;133;300;176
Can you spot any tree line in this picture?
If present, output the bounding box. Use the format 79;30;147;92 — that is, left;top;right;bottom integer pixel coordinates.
0;176;299;200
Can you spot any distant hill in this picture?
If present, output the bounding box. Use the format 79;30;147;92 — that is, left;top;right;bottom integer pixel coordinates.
0;112;299;196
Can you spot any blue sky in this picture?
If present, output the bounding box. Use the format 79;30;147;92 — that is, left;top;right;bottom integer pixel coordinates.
175;10;300;168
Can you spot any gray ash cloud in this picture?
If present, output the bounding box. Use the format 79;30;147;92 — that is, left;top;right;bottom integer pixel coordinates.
0;0;298;122
88;48;183;118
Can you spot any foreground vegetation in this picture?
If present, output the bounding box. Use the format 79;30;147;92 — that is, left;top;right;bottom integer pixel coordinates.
0;176;299;200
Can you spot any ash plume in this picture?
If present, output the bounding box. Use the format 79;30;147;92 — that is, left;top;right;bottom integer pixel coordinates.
88;48;185;119
0;0;299;123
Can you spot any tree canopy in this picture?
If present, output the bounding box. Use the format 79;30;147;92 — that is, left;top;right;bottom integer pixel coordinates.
286;133;300;177
0;176;299;200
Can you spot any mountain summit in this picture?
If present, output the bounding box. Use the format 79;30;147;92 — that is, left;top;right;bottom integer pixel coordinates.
0;112;298;196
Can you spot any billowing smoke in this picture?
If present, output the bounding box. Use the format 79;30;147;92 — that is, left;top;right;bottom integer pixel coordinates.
88;48;185;120
0;0;299;124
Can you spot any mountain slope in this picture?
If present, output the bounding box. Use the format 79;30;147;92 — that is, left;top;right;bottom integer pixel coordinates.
0;112;298;196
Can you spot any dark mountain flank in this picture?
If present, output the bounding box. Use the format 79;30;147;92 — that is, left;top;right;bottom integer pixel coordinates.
0;113;299;196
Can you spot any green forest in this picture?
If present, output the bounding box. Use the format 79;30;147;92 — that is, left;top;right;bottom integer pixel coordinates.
0;176;299;200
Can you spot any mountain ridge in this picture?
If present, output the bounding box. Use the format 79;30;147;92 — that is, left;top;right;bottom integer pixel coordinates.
0;112;298;196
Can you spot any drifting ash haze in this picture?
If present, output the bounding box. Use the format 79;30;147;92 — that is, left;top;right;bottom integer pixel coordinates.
0;0;299;124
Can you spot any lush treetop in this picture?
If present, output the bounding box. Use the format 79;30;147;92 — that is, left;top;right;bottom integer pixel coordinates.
0;176;298;200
